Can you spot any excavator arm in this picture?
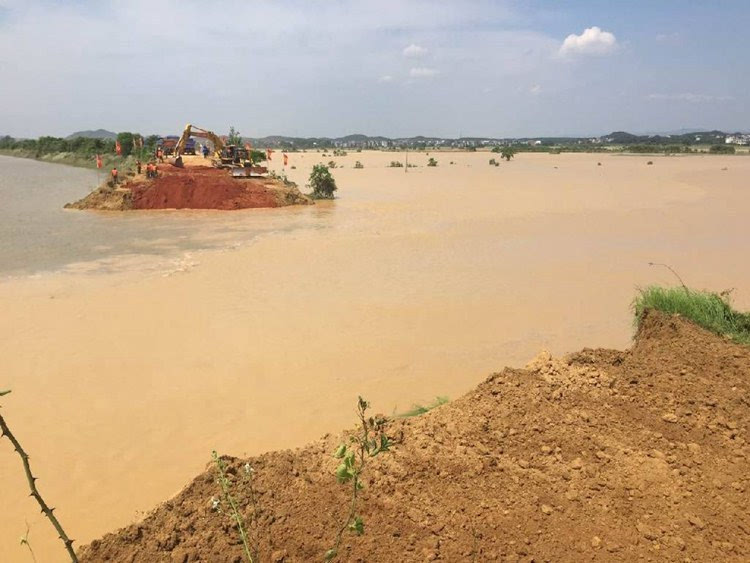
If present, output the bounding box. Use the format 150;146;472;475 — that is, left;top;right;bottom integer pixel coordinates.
174;124;193;157
174;124;225;158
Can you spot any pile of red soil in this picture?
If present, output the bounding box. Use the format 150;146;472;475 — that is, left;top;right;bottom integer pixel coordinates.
128;165;302;210
79;311;749;562
65;164;311;211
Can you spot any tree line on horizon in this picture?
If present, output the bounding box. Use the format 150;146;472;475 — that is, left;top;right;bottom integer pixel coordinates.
0;132;160;159
0;131;740;160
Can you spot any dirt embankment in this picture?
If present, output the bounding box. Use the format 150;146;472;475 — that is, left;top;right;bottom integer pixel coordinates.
65;164;311;211
79;311;749;562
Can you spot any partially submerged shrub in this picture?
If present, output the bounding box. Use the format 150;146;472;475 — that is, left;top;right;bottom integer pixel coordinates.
308;164;337;199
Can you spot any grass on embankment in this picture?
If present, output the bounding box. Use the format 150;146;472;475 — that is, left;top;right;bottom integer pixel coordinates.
634;285;750;345
396;396;450;418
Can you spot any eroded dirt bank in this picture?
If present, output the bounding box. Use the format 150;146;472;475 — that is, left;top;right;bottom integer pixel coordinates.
65;164;311;210
80;311;749;562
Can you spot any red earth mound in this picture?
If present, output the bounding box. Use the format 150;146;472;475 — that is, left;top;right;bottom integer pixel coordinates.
128;165;284;210
66;164;312;210
79;311;750;562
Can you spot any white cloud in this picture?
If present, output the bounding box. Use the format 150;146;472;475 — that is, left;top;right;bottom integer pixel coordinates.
647;93;734;103
403;43;428;58
558;26;617;57
378;75;393;83
409;67;439;78
530;84;542;95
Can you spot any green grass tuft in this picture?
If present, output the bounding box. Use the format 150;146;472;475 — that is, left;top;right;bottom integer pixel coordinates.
634;285;750;345
396;396;449;418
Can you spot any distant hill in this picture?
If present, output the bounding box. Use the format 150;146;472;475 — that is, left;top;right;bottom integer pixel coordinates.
66;129;117;140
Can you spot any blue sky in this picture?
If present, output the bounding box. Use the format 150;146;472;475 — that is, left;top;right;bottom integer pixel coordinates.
0;0;747;138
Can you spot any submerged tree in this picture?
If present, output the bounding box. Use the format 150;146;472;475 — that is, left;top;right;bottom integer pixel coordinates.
308;164;337;199
500;146;516;161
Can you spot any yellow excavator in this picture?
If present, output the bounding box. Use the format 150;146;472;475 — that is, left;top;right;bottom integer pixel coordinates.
172;124;262;176
172;123;268;178
173;124;224;165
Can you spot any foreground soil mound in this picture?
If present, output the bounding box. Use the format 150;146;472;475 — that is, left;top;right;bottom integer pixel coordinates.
80;311;749;562
66;165;311;211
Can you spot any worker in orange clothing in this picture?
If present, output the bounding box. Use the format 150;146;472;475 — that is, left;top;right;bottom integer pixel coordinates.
111;167;119;185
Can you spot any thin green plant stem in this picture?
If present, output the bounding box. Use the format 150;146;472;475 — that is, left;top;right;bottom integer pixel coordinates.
20;521;38;563
329;462;362;559
648;262;690;294
212;451;253;563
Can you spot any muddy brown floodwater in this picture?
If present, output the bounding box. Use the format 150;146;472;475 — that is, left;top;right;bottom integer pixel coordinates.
1;151;749;561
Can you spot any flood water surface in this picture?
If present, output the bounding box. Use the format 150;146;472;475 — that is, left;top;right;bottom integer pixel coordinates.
1;151;749;560
0;155;327;277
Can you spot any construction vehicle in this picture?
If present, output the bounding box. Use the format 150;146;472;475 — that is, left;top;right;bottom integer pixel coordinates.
159;136;179;156
172;124;267;177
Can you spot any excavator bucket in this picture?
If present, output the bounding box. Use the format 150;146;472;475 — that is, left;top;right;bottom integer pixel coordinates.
231;167;251;178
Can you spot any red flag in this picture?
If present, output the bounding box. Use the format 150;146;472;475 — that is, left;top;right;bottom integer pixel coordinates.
115;140;122;155
266;148;273;161
283;153;288;166
96;154;103;169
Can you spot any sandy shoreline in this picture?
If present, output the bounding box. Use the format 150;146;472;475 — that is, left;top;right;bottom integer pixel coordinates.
1;151;749;560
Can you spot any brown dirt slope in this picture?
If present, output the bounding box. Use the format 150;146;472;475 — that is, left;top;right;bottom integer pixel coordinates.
79;310;750;562
66;165;311;211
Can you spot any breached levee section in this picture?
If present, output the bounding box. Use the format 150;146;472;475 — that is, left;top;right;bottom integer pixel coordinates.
65;164;312;211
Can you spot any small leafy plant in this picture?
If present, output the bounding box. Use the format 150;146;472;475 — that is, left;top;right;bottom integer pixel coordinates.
325;397;392;560
354;161;364;169
388;161;404;168
427;157;438;167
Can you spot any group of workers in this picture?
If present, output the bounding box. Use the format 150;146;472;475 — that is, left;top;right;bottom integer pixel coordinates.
108;143;212;185
109;160;158;185
135;159;159;178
